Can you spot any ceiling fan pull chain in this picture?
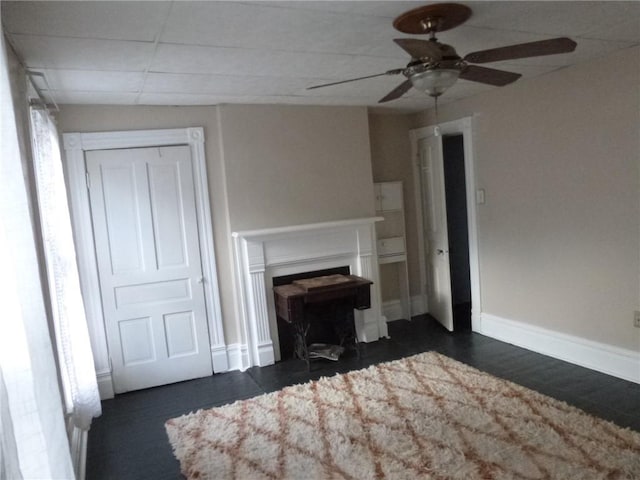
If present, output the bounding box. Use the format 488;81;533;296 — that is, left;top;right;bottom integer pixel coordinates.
434;96;441;137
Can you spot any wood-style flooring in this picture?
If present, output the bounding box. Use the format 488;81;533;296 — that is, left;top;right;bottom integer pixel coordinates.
86;315;640;479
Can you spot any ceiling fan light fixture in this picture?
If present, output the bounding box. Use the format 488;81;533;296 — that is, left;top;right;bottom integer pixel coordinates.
409;68;459;97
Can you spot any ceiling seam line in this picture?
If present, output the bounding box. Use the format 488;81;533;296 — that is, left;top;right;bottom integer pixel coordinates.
135;0;175;105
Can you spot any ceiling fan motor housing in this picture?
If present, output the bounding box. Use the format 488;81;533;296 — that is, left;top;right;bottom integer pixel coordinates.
308;3;577;103
393;3;473;34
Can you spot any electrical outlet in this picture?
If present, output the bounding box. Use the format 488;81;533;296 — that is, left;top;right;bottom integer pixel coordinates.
635;311;640;328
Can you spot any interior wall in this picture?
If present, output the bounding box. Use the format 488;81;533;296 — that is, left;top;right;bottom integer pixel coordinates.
411;46;640;351
368;113;422;305
218;104;375;232
55;105;240;343
56;104;378;352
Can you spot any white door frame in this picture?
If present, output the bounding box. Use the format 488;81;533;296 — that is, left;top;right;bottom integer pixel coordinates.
410;117;482;331
63;127;227;399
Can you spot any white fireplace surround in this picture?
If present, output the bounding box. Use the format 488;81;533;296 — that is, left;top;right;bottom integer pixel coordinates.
232;217;387;370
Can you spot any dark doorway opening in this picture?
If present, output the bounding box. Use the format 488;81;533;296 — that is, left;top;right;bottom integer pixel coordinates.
442;134;471;331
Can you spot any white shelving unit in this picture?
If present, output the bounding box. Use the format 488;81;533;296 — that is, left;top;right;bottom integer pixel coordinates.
374;181;411;321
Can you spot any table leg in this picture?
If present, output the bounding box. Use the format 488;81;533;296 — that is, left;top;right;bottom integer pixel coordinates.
293;319;311;370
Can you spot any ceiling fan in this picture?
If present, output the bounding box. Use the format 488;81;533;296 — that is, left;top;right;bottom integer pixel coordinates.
308;3;577;103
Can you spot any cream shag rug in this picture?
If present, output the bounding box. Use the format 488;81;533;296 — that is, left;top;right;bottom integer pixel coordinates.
166;352;640;479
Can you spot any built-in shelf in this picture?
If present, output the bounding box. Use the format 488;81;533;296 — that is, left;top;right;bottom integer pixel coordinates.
374;181;411;321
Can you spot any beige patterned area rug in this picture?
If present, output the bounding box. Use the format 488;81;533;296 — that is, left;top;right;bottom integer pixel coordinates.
166;352;640;479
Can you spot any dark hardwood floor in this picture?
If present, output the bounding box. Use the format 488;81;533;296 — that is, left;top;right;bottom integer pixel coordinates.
86;315;640;479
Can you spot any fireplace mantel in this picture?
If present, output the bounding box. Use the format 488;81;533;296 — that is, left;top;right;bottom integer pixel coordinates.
232;217;387;369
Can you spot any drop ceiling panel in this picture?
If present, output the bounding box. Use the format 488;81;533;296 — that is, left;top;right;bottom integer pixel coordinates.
162;1;397;58
582;16;640;43
2;1;169;42
41;69;145;92
144;72;310;96
137;93;267;106
466;1;639;38
2;1;638;111
8;34;154;71
151;43;395;79
46;90;140;104
269;1;424;19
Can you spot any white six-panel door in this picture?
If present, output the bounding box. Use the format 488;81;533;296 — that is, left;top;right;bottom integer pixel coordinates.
419;136;454;331
86;145;212;393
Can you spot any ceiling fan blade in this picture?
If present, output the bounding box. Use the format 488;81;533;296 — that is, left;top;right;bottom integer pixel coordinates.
464;37;577;64
378;79;413;103
394;38;442;61
307;69;403;90
459;65;522;86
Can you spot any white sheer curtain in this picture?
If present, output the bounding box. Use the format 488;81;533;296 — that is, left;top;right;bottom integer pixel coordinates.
30;107;102;430
0;367;21;479
1;31;74;479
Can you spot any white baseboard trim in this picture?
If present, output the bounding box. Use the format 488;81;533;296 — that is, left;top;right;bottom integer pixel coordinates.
257;341;275;366
382;300;404;321
479;313;640;384
69;425;88;480
96;370;114;400
211;344;230;373
411;295;428;317
382;296;428;322
226;343;250;372
359;318;382;342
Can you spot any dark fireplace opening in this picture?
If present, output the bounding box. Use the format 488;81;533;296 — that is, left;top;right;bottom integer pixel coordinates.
273;266;350;361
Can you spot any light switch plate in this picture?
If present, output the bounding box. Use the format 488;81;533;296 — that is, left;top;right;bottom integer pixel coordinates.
476;189;486;205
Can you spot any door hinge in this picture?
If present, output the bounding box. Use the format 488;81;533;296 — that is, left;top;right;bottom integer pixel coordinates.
85;171;91;190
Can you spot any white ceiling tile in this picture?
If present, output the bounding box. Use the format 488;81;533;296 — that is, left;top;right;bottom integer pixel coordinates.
267;2;424;19
137;93;260;106
143;72;310;96
162;1;397;57
47;90;139;105
2;1;170;42
151;43;395;79
466;1;639;38
41;69;145;92
1;1;638;111
8;34;154;71
582;16;640;43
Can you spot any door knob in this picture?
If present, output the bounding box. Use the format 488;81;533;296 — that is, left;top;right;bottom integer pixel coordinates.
437;249;445;255
197;277;205;284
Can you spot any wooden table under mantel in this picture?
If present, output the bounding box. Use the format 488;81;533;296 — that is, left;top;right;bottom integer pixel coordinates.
273;274;373;369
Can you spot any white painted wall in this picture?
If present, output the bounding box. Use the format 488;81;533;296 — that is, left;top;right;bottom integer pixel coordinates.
218;104;376;232
410;46;640;352
56;104;377;350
